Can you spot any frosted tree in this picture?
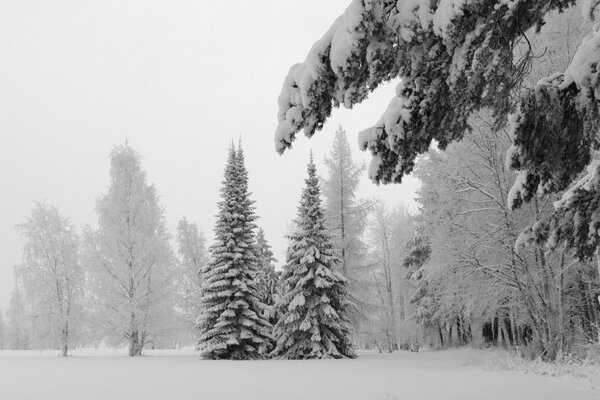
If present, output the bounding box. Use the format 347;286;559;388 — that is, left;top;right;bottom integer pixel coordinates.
16;202;82;356
85;144;174;356
196;144;273;360
322;125;370;277
175;218;207;327
274;1;600;264
255;227;280;325
6;287;29;350
365;202;409;352
272;155;355;359
0;310;5;350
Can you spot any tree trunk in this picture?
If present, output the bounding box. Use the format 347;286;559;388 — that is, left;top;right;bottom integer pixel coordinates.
496;316;503;347
509;309;518;346
128;331;137;357
128;330;144;357
500;321;511;348
61;322;69;357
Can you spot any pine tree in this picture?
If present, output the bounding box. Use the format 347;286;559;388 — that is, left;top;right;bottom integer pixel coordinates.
196;144;272;360
255;227;280;326
272;154;355;359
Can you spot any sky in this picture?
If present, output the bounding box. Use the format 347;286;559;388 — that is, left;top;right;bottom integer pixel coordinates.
0;0;419;313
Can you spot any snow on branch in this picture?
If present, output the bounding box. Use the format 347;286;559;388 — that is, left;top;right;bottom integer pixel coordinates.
507;22;600;210
275;0;581;184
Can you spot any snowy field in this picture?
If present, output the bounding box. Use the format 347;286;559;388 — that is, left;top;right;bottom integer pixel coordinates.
0;348;597;400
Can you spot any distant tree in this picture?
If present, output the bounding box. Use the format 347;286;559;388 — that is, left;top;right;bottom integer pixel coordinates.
255;227;280;326
16;202;82;356
364;202;416;351
175;218;207;327
322;125;369;277
6;287;29;350
85;144;174;356
272;155;355;359
0;309;5;350
196;144;273;360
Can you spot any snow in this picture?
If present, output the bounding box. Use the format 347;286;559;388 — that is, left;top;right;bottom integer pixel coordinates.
561;22;600;95
582;0;600;20
0;348;596;400
554;160;600;210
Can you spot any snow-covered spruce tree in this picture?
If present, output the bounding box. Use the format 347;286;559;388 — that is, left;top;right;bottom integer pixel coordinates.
274;1;600;262
255;227;280;326
196;144;272;360
272;155;355;359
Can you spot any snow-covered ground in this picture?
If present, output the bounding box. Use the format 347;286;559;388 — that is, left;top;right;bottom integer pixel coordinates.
0;348;597;400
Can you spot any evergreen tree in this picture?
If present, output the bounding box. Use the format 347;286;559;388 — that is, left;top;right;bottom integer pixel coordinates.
196;144;272;360
272;154;355;359
255;227;280;326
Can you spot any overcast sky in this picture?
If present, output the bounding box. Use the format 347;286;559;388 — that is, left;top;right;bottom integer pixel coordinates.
0;0;419;312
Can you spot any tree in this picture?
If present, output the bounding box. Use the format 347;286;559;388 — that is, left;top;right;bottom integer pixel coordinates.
362;203;416;351
272;154;355;359
6;287;29;350
273;1;600;259
196;144;273;360
85;143;174;356
411;114;599;358
175;218;207;328
0;310;5;350
16;202;82;356
255;227;280;326
322;125;369;277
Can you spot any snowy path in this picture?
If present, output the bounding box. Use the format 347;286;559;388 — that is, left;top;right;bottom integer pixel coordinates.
0;348;596;400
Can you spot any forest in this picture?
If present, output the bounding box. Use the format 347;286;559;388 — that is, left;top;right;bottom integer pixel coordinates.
1;0;600;368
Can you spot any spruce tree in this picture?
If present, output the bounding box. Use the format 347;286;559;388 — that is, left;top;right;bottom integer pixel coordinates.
272;154;355;359
255;228;280;326
196;144;272;360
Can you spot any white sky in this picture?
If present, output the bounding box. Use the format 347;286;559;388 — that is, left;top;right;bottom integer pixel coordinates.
0;0;419;313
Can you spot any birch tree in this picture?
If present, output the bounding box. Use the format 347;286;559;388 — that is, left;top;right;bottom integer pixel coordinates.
86;144;174;356
175;218;206;327
16;202;82;356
